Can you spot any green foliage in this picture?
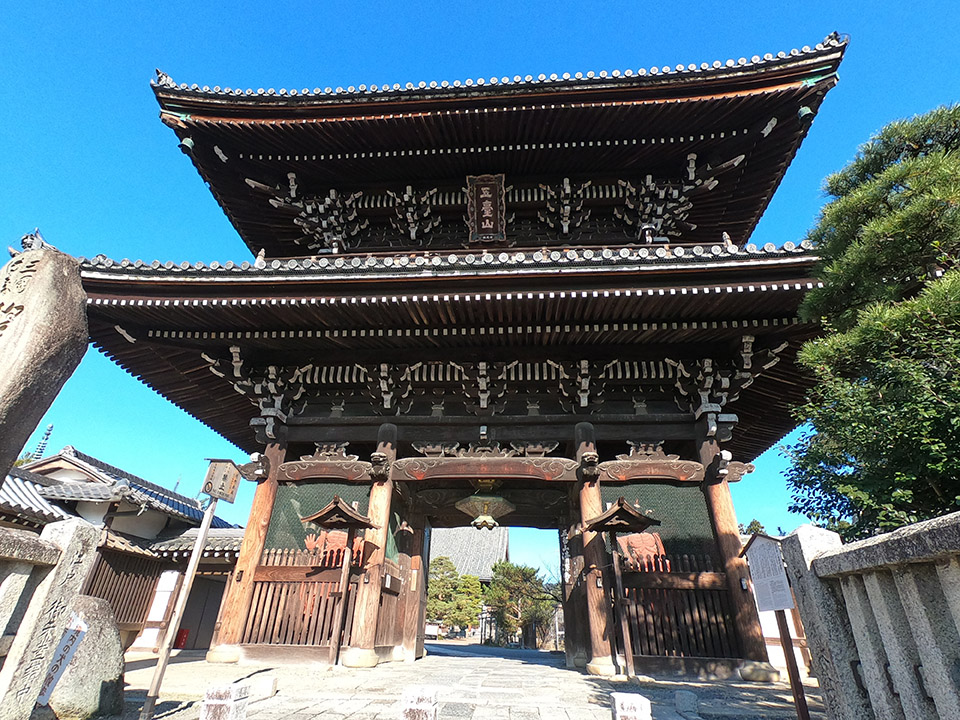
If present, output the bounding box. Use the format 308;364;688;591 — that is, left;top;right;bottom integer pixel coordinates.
483;561;558;647
12;453;33;467
801;104;960;331
425;556;482;629
739;519;766;535
790;271;960;538
790;105;960;540
447;574;483;629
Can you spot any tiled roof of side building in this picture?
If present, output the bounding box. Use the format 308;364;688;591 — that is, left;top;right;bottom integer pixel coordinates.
37;447;236;529
38;482;122;502
429;526;509;582
1;468;71;525
149;527;246;554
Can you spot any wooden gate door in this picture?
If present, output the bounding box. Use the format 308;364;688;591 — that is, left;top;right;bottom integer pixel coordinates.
240;547;359;650
619;553;741;659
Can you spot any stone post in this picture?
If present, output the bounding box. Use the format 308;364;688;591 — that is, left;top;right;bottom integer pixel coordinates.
781;525;873;720
0;518;99;720
0;245;87;479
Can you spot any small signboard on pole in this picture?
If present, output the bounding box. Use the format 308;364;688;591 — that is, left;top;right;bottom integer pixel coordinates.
140;458;245;720
201;459;242;503
741;533;809;720
741;533;793;612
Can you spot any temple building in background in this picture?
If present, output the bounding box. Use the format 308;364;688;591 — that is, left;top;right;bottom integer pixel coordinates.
74;34;846;674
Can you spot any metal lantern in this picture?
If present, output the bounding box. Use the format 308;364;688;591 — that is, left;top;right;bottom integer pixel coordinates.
454;494;516;530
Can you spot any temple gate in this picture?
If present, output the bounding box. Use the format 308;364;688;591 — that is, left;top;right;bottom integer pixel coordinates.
77;34;846;674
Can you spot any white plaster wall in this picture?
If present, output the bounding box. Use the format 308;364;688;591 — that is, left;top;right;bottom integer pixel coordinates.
75;500;107;526
110;502;168;539
45;468;94;483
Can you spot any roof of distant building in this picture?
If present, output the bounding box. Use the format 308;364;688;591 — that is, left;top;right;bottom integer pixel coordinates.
28;447;235;529
429;526;509;582
149;527;245;559
0;468;71;526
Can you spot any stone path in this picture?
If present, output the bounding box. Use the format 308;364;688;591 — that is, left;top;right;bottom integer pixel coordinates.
116;644;827;720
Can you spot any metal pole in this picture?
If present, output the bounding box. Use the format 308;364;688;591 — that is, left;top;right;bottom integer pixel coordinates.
140;497;218;720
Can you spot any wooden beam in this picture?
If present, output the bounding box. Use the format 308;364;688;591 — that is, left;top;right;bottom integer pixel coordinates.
399;512;427;661
576;422;618;676
214;341;747;369
340;424;397;668
286;414;702;446
252;565;347;583
621;571;727;591
697;422;768;662
210;441;286;655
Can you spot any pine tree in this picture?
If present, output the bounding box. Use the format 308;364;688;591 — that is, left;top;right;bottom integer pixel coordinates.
788;105;960;539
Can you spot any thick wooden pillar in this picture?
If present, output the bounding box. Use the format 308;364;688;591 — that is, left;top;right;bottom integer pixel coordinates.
697;425;768;663
399;513;427;661
576;422;618;676
341;424;397;668
560;510;588;669
207;441;286;662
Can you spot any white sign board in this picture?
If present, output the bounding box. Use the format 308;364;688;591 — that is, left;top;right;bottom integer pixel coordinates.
611;691;652;720
37;613;88;705
743;535;794;612
202;460;241;503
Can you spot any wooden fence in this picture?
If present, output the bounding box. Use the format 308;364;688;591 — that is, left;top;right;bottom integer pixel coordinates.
83;549;165;635
620;553;740;659
240;546;359;647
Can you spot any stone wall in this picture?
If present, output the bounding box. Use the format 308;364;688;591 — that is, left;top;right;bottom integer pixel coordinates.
783;513;960;719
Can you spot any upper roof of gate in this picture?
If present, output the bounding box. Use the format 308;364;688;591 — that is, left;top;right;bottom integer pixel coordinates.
152;34;846;259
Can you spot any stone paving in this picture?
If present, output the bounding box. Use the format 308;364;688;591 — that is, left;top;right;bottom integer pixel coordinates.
115;644;827;720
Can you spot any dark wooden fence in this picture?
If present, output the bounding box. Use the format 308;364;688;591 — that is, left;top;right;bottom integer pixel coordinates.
240;547;359;647
83;549;165;635
620;553;740;659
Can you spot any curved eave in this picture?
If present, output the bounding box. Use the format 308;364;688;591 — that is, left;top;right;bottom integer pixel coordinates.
152;36;845;118
151;38;844;258
79;242;818;293
82;249;821;458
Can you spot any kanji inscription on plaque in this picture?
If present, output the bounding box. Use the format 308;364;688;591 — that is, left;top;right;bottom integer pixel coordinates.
466;174;506;244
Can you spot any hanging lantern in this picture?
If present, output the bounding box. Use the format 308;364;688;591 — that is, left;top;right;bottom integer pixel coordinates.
454;494;516;530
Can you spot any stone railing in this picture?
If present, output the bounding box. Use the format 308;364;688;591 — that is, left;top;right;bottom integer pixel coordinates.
0;519;98;719
782;512;960;720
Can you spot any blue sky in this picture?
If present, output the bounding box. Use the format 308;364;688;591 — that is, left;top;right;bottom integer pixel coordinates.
2;2;959;572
